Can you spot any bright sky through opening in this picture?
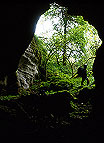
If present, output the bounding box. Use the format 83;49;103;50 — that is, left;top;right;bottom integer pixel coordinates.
35;11;102;54
35;15;59;38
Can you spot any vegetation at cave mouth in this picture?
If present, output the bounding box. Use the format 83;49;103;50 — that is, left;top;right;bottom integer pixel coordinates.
0;3;102;130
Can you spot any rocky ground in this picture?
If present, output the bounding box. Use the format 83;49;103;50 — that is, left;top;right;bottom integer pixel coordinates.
0;87;96;143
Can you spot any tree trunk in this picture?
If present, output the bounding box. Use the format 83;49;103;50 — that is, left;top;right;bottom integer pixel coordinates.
62;11;67;66
39;63;47;81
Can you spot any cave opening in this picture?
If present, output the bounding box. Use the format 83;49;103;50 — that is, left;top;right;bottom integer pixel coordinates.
0;2;103;138
35;2;102;87
28;2;102;123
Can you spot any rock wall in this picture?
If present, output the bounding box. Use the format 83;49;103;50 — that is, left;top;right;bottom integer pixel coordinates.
17;37;40;89
0;72;19;95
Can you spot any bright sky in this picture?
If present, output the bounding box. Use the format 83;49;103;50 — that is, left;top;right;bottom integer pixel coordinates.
35;15;52;37
35;13;102;57
35;15;59;38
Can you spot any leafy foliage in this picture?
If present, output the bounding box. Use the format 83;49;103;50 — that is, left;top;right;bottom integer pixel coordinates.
35;3;102;82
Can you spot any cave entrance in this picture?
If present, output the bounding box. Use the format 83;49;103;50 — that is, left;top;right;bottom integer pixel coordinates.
29;2;103;123
35;2;102;87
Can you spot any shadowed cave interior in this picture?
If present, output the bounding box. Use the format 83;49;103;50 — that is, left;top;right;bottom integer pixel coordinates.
0;1;104;141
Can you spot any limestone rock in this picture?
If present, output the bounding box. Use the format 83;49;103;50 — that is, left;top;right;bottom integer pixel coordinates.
17;43;39;89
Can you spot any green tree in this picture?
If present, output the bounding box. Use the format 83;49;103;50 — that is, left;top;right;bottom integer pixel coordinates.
35;2;102;80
